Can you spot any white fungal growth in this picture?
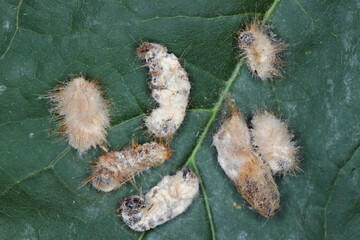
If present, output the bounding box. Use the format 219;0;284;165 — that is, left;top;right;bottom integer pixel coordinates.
90;142;171;192
121;168;199;231
251;111;298;175
49;76;110;154
213;105;280;218
138;42;191;138
238;20;285;80
213;108;253;181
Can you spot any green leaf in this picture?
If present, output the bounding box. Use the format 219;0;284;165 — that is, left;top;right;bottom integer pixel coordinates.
0;0;359;239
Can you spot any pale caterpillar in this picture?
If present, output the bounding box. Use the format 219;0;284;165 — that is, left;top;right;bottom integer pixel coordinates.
213;104;280;218
251;111;299;175
137;42;191;138
48;76;110;154
90;142;171;192
238;20;285;80
121;168;199;231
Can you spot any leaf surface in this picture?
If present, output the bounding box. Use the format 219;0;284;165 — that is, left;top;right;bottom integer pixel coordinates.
0;0;359;239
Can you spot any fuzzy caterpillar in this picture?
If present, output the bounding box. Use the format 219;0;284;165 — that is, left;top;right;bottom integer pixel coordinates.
48;76;110;154
238;20;285;80
137;42;191;138
90;142;171;192
213;105;280;218
251;111;299;175
121;168;199;231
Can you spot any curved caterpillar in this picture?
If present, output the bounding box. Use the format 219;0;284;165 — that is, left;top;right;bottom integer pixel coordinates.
251;111;299;175
138;42;191;138
90;142;171;192
213;105;280;218
238;20;285;80
48;76;110;154
121;168;199;231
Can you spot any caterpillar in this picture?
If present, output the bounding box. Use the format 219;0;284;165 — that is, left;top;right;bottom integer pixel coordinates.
121;168;199;231
238;20;285;80
137;42;191;138
213;105;280;218
48;76;110;154
90;142;171;192
251;111;299;175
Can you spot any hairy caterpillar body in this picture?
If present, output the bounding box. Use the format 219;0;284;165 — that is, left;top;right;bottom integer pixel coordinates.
138;42;191;138
251;111;299;175
121;168;199;231
49;76;110;154
91;142;171;192
213;107;280;218
238;20;285;80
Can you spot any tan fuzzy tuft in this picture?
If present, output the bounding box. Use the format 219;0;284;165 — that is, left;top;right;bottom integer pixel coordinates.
213;105;280;218
251;111;299;175
238;20;285;80
137;42;190;138
49;76;110;154
91;142;172;192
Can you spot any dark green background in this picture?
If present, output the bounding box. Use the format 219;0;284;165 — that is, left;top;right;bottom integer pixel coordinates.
0;0;359;239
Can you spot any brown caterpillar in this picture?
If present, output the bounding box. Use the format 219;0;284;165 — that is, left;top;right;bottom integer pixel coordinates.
213;104;280;218
90;142;172;192
137;42;191;138
121;168;199;231
238;20;285;80
48;76;110;154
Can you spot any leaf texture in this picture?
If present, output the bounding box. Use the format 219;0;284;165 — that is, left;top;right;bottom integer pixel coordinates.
0;0;359;239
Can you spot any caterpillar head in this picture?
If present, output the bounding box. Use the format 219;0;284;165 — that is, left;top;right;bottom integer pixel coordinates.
238;32;254;50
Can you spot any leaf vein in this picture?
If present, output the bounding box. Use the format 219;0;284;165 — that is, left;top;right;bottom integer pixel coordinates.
323;140;360;240
0;0;23;61
141;12;263;23
0;147;70;198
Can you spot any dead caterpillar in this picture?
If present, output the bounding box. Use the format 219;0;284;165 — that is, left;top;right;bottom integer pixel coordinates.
90;142;172;192
251;111;299;175
238;20;285;80
137;42;191;138
213;105;280;218
121;168;199;231
48;76;110;154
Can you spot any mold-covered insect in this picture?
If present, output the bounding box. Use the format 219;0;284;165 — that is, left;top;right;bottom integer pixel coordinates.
238;20;285;80
90;142;171;192
48;76;110;154
213;104;280;218
251;111;299;175
137;42;190;138
121;168;199;231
